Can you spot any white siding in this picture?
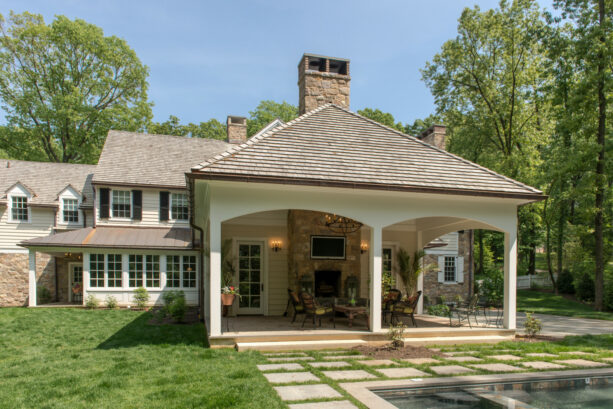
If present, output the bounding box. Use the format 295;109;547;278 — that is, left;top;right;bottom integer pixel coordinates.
0;206;54;252
95;185;190;228
424;232;459;255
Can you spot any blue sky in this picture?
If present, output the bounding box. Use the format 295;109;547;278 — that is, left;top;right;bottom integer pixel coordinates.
4;0;518;125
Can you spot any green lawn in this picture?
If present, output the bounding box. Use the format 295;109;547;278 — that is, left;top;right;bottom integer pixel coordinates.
0;308;283;409
517;289;613;320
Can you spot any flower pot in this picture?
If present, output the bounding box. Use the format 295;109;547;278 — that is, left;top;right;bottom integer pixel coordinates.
221;293;236;306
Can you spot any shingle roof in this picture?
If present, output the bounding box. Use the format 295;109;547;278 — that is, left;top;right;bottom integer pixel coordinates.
93;130;231;188
20;226;193;250
0;160;95;208
191;105;543;200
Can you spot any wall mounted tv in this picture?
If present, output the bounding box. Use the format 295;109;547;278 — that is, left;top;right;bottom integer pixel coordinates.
311;235;346;260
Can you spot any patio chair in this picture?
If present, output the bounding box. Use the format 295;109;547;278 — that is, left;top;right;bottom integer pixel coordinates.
284;289;305;323
391;291;422;327
449;294;480;328
300;291;335;328
382;289;402;324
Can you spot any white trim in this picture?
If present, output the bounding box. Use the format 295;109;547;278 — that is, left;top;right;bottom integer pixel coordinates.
28;250;36;306
234;238;267;315
169;192;190;222
68;262;83;303
110;189;132;220
59;196;81;226
8;194;31;224
0;249;29;254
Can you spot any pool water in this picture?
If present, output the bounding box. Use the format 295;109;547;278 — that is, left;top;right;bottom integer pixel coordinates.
377;376;613;409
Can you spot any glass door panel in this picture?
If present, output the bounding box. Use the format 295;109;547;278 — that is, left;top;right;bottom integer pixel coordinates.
237;242;264;314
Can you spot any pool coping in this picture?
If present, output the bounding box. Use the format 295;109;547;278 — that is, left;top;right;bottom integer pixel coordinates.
339;367;613;409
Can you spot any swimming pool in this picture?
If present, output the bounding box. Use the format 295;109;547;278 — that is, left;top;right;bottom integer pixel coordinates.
375;375;613;408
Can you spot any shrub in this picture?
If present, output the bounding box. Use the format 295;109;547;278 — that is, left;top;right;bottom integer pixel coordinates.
85;294;99;309
169;293;187;323
105;295;118;309
427;304;450;317
557;269;575;294
36;286;52;304
479;267;504;302
576;273;595;302
524;312;542;338
133;287;149;309
162;290;182;307
387;322;406;348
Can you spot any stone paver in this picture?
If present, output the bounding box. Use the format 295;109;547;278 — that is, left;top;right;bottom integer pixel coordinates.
264;352;307;357
444;351;478;356
555;359;608;368
309;361;351;368
429;348;441;352
526;353;558;358
430;365;476;375
264;372;320;384
446;356;483;362
357;359;396;366
402;358;441;365
560;351;595;356
322;370;377;380
275;384;342;401
377;367;430;378
319;350;351;354
471;363;523;372
323;355;367;360
258;363;304;371
288;401;358;409
522;361;566;370
487;354;523;361
602;357;613;363
268;357;315;362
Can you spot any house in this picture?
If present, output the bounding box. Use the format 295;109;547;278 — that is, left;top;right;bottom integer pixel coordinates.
2;53;543;348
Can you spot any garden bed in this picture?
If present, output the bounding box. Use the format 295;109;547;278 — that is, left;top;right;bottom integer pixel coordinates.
352;344;438;359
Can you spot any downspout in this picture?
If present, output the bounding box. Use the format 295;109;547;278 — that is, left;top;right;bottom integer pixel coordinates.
188;177;205;324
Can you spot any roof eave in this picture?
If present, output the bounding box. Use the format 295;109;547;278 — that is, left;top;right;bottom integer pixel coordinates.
91;180;187;190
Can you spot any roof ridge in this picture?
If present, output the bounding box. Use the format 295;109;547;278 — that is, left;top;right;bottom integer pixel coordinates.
330;104;542;194
107;130;229;144
1;159;96;168
191;104;332;171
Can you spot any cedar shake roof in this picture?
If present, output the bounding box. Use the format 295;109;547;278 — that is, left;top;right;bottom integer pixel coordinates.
20;226;193;250
93;130;231;189
0;160;95;208
191;105;543;200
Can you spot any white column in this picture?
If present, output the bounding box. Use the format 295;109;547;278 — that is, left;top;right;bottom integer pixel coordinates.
416;231;424;314
369;226;382;332
160;255;167;290
82;252;90;305
28;250;36;307
503;229;518;329
209;216;222;336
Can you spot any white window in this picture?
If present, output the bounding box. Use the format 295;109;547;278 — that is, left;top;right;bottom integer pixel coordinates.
89;254;105;288
167;255;181;288
11;196;28;221
145;255;160;287
166;255;196;288
62;198;79;223
112;190;131;218
107;254;122;287
129;255;143;288
171;193;189;221
444;256;456;282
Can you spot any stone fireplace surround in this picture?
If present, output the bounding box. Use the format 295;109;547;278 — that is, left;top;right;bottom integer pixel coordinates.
314;270;341;297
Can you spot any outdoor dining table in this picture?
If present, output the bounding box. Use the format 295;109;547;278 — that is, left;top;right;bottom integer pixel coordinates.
334;304;370;330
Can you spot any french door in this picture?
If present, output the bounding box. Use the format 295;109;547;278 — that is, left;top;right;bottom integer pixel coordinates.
236;241;264;314
69;264;83;303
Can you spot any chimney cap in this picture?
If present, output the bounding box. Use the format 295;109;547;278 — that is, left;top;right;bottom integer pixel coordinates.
419;124;446;138
227;115;247;126
301;52;350;63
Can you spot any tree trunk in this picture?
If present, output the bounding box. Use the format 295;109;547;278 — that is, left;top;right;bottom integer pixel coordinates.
594;0;606;311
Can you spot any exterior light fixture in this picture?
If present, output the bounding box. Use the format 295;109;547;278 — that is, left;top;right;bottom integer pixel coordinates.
324;213;363;234
271;240;282;252
360;241;369;254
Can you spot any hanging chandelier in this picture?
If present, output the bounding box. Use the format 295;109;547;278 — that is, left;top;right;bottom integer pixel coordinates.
324;214;363;234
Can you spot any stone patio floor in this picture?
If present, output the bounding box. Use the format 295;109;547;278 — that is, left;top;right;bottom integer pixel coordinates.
258;346;613;408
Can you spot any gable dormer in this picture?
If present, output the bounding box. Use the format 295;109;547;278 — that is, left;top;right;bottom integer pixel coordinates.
5;182;34;223
57;185;82;225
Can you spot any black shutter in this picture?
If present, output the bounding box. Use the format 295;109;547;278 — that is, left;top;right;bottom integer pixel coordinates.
132;190;142;220
99;188;110;218
159;191;169;221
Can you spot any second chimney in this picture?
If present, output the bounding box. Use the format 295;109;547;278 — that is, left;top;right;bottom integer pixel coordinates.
298;53;350;115
227;115;247;144
418;125;446;150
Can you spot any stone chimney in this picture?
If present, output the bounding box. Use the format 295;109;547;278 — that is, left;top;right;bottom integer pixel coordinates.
226;115;247;144
298;53;350;115
418;125;446;150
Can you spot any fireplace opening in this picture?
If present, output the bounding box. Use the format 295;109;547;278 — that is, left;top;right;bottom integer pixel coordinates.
314;270;341;297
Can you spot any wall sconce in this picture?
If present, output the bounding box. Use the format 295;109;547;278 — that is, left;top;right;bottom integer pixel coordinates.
360;241;369;254
271;240;282;252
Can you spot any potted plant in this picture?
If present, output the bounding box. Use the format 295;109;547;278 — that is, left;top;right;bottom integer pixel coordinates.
396;249;433;298
221;285;240;306
220;239;240;308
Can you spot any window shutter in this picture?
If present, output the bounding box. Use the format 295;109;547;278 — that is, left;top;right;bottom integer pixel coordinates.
99;188;110;218
159;191;169;221
437;256;445;283
132;190;142;220
456;256;464;283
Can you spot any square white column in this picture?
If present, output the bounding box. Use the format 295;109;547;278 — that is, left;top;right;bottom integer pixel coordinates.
503;229;517;329
209;218;222;336
369;226;382;332
28;250;36;307
82;252;90;305
416;231;424;314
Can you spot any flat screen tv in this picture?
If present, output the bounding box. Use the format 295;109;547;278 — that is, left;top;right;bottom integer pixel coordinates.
311;236;346;260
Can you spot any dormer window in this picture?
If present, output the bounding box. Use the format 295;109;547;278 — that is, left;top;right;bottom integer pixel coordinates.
11;196;28;221
112;190;131;218
62;198;79;223
171;193;189;221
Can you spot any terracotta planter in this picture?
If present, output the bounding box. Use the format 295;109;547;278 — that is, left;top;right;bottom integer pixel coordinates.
221;293;236;306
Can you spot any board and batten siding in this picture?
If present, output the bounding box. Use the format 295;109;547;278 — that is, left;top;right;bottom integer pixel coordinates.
94;185;190;228
222;220;288;316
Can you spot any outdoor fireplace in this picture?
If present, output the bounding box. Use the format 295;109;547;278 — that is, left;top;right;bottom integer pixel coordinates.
314;270;341;297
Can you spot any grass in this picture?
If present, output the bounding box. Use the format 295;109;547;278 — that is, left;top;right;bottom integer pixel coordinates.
0;308;283;409
517;289;613;320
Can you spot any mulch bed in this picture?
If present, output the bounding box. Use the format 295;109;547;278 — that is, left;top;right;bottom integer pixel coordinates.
147;307;200;325
352;344;438;359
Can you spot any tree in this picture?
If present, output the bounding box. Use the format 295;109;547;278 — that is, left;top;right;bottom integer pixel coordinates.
0;12;151;163
247;100;297;136
357;108;406;132
147;115;226;140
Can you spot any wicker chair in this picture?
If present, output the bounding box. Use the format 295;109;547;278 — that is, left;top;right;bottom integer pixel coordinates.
284;289;305;323
300;292;335;328
382;289;402;324
391;291;422;327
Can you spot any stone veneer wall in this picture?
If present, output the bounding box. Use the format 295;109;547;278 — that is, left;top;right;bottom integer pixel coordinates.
423;231;473;305
0;252;55;306
287;210;361;297
55;257;70;303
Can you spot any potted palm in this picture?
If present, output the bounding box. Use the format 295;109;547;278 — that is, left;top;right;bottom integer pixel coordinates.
396;248;432;298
